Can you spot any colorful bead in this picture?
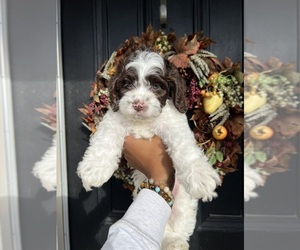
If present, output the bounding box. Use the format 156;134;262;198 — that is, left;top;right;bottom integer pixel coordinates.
138;178;174;207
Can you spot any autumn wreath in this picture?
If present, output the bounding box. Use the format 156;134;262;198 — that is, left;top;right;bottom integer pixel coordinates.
244;52;300;187
79;25;244;189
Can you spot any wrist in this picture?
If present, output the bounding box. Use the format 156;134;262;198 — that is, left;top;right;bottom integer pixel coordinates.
157;174;175;191
138;178;175;207
148;171;175;191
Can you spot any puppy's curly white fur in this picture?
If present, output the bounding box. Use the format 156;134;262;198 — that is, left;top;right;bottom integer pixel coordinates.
77;50;221;248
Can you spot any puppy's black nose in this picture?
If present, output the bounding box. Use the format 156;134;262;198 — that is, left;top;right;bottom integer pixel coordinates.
133;100;145;111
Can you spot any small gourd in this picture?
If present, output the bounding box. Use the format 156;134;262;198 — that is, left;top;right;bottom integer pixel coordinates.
212;125;228;140
249;125;274;140
244;93;266;114
203;94;223;114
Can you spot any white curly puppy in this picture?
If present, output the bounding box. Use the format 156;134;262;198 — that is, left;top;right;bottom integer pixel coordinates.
32;135;56;191
77;50;220;249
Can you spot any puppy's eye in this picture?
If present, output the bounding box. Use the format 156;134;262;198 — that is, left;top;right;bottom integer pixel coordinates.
151;83;161;90
122;80;134;89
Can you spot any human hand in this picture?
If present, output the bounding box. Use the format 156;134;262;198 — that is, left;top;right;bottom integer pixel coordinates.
123;135;175;189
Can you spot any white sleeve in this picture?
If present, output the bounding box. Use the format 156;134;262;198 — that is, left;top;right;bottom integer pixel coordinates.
101;189;171;250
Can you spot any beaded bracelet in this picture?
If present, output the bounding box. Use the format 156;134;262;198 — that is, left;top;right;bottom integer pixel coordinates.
137;178;175;207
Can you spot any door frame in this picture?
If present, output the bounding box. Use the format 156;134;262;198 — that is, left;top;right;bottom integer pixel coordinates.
56;0;71;249
0;0;22;249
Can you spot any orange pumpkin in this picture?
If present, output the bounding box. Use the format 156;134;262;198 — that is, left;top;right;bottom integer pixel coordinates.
212;125;228;140
249;125;274;140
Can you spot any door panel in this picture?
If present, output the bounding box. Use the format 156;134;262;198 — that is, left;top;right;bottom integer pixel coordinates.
61;0;243;249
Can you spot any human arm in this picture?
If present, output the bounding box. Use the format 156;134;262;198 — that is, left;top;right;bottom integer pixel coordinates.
101;135;174;249
123;135;175;189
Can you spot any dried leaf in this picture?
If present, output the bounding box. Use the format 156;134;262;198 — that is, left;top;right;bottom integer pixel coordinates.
93;94;100;103
83;103;91;110
169;54;190;68
41;117;52;123
173;36;187;54
167;31;177;44
220;164;237;173
233;70;244;84
283;68;300;84
223;57;234;69
185;35;200;55
173;35;199;55
266;57;283;69
78;108;88;115
198;36;215;49
141;24;155;46
205;57;223;72
244;56;267;72
89;90;94;98
35;108;50;115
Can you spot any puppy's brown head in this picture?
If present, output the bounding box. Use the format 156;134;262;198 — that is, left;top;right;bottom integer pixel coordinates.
108;50;187;119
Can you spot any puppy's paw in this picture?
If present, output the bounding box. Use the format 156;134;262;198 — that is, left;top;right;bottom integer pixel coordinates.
77;161;115;191
183;163;221;200
201;190;218;202
162;237;189;250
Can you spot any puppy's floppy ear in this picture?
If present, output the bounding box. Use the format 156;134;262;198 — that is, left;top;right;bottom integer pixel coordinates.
108;54;131;112
108;61;128;112
108;74;120;112
165;59;188;113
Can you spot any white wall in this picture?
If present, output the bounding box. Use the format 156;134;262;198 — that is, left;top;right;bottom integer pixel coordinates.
1;0;57;249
